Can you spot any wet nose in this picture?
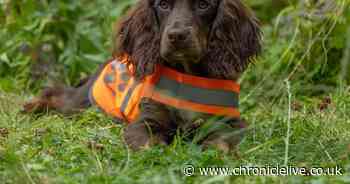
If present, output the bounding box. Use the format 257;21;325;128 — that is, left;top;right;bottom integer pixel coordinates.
167;28;190;43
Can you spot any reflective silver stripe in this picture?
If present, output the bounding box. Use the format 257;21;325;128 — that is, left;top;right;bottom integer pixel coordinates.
154;76;239;107
120;80;138;114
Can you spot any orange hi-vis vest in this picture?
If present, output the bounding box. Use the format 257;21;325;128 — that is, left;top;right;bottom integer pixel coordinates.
89;56;240;123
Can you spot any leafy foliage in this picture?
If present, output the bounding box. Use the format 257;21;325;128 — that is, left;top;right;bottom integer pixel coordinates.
243;0;350;99
0;0;349;96
0;0;135;91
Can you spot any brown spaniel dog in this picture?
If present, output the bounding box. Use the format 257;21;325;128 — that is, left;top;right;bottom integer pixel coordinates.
24;0;261;153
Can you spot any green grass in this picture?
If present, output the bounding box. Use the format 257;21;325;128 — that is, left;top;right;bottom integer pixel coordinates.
1;87;350;184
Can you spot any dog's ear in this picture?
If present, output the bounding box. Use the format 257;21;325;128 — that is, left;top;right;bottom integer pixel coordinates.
205;0;261;79
113;0;161;79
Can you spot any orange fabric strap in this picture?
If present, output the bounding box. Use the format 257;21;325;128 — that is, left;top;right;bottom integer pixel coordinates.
142;64;240;118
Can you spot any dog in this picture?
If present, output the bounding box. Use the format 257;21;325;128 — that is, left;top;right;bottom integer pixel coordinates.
23;0;261;153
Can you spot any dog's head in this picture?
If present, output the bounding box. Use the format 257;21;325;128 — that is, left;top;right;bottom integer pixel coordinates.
114;0;261;79
156;0;219;64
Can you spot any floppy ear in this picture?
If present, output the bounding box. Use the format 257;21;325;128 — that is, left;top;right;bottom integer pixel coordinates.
204;0;261;79
113;0;161;79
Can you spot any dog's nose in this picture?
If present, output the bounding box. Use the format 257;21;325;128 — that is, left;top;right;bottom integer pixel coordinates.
167;28;190;43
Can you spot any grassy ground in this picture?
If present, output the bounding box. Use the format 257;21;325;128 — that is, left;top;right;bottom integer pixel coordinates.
1;86;350;184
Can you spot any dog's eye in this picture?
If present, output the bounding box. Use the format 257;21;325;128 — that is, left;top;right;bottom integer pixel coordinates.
158;0;170;10
198;0;210;10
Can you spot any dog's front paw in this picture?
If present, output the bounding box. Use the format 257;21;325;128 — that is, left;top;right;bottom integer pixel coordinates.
202;137;231;153
123;121;167;151
200;119;247;153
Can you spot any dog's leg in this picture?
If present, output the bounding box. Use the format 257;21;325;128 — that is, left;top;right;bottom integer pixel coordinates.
200;119;247;153
22;60;113;115
123;120;168;150
123;98;175;150
22;83;90;114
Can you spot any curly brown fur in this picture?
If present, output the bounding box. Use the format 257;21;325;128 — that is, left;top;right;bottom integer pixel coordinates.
203;0;261;79
114;0;261;80
113;0;162;79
